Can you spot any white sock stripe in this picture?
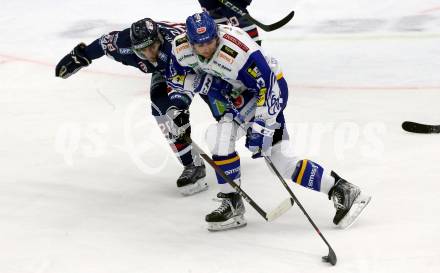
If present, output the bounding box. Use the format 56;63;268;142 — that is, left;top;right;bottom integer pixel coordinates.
175;145;192;157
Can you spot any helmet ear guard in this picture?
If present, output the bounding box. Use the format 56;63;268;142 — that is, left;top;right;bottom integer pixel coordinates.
185;12;218;45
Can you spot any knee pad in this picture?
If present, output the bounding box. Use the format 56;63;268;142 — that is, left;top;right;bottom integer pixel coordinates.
205;117;238;156
292;159;324;191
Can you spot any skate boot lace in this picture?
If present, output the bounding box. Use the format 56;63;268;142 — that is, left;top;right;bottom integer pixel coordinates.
332;191;345;210
212;198;233;214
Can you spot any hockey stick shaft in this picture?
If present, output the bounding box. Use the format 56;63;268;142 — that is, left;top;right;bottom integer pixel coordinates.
264;157;337;265
229;113;337;264
217;0;294;31
225;105;337;264
189;140;292;222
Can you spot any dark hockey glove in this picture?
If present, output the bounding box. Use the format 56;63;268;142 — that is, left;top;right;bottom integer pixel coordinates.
166;107;191;139
55;43;91;79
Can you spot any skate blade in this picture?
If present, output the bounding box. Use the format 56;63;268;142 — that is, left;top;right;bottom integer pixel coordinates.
207;215;247;232
178;178;209;196
337;194;372;230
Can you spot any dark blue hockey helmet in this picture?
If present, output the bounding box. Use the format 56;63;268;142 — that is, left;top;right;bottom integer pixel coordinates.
185;12;218;44
130;18;160;59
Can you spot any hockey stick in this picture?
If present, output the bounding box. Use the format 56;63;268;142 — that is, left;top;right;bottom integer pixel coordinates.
217;0;295;32
402;121;440;134
189;139;294;222
232;120;337;265
264;157;337;265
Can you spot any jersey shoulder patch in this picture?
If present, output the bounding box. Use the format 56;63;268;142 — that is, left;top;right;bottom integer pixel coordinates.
173;34;191;54
172;33;197;67
100;31;120;53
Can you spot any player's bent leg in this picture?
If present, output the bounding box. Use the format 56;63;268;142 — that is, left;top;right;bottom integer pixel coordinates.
154;115;207;196
150;72;206;196
268;141;370;228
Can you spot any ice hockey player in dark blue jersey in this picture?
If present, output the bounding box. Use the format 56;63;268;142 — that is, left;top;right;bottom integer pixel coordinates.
198;0;261;44
55;18;208;196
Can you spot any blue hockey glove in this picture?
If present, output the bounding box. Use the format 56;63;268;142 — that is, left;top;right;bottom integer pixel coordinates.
197;74;233;101
245;119;276;158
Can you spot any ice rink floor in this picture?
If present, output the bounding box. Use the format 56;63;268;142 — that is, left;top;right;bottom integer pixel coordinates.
1;1;439;272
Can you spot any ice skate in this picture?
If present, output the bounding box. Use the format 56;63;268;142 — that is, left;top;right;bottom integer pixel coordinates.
329;172;371;229
206;192;247;231
176;162;208;196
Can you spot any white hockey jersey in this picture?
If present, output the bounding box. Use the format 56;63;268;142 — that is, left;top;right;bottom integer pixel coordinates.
167;24;286;123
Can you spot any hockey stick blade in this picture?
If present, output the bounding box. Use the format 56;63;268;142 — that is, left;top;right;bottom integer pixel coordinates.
245;11;295;31
266;197;294;222
402;121;440;134
322;247;337;265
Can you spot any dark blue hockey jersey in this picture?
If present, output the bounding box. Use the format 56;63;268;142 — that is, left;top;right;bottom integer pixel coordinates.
83;21;186;74
198;0;260;43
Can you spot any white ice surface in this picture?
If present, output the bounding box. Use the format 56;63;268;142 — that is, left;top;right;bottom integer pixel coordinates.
1;1;440;272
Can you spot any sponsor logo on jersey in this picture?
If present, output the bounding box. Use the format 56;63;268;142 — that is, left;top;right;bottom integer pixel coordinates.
178;53;193;62
171;74;186;86
196;27;206;34
247;62;268;107
158;51;167;62
100;35;117;52
233;95;244;109
175;36;188;47
223;33;249;52
176;43;190;53
199;75;212;95
118;48;132;54
220;45;238;58
218;51;234;64
212;60;232;72
246;63;261;79
256;88;267;107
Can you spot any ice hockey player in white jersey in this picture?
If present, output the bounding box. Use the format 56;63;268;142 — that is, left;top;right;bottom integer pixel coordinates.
166;12;371;231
